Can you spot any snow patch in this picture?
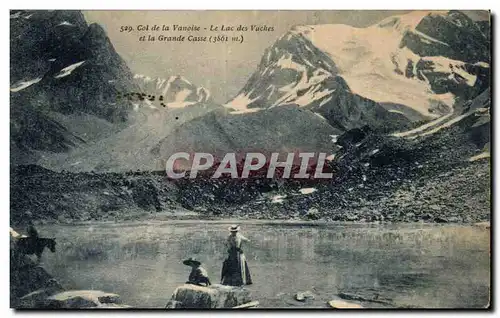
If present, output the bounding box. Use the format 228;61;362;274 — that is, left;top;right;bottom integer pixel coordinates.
181;76;192;85
57;21;75;26
423;56;477;86
469;151;490;162
196;87;211;101
172;88;193;104
229;108;263;115
144;99;157;109
475;62;490;68
271;64;333;107
266;85;276;99
54;61;85;78
377;11;447;32
408;112;470;139
388;109;407;116
155;78;167;89
294;87;333;107
224;92;259;112
430;92;455;108
276;54;307;72
314;112;327;121
166;101;197;109
134;74;154;82
271;195;285;203
277;82;296;94
412;29;450;47
319;96;333;107
161;76;178;97
10;12;21;19
10;77;43;92
299;188;317;195
392;113;453;137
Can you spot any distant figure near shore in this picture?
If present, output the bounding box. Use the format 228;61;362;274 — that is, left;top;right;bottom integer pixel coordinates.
221;225;253;286
12;225;56;264
183;257;211;286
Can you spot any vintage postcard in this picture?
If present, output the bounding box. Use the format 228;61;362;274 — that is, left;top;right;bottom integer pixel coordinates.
9;9;491;309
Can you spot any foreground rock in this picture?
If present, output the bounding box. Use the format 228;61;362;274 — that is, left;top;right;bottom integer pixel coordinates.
337;291;394;306
16;285;64;309
295;290;315;301
165;284;252;309
328;299;363;309
43;290;130;309
11;247;128;308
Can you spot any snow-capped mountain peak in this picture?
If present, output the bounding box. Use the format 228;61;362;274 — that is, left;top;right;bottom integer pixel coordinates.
376;11;442;32
133;73;212;109
225;10;489;125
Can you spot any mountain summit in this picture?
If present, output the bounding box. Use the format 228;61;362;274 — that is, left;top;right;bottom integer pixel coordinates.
225;10;489;126
133;74;211;109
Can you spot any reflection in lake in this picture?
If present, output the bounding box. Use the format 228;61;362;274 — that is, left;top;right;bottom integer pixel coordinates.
37;221;490;308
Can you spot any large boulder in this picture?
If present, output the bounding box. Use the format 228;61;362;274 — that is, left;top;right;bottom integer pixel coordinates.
17;286;64;308
165;284;252;309
328;299;363;309
43;290;129;309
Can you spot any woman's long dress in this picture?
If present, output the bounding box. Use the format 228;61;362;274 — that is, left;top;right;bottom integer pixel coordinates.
221;233;253;286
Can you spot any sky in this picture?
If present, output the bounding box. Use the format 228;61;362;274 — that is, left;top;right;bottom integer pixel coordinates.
83;10;489;104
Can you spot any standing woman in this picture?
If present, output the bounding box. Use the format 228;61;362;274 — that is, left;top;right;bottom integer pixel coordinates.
221;225;253;286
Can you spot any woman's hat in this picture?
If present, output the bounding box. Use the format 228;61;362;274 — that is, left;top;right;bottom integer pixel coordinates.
183;257;201;266
228;224;240;232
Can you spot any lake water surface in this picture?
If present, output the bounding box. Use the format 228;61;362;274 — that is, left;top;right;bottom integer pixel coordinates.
36;220;490;308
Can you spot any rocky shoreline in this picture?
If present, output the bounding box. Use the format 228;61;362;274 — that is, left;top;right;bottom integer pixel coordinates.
11;155;490;227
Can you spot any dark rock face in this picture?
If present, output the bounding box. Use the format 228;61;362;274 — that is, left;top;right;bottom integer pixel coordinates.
10;233;64;309
10;10;88;83
308;79;410;132
475;20;490;41
402;11;489;64
412;58;489;102
10;10;137;162
10;263;64;308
